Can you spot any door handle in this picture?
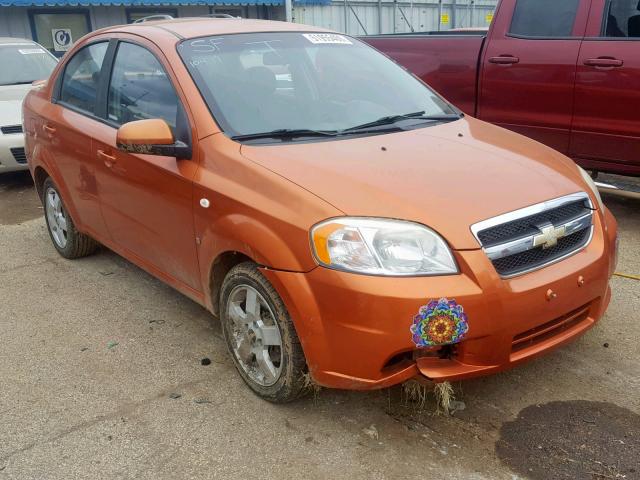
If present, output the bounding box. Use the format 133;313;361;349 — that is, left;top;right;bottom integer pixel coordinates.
43;124;56;135
489;55;520;65
584;57;623;68
97;149;117;168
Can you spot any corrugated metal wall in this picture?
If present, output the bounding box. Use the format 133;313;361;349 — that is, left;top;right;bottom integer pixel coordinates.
0;1;498;41
0;5;271;41
293;0;498;35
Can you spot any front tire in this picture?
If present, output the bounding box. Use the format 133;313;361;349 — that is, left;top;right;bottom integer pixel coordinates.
42;177;98;259
220;262;307;402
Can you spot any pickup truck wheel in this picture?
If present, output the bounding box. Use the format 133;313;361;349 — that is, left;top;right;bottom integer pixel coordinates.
42;177;98;259
220;262;307;402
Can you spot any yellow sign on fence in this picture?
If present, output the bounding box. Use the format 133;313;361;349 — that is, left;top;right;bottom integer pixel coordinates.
441;13;450;25
486;12;494;24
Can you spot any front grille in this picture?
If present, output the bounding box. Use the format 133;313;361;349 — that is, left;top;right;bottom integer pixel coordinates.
512;302;592;353
472;193;594;278
1;125;23;135
478;199;590;247
10;147;27;164
492;228;591;277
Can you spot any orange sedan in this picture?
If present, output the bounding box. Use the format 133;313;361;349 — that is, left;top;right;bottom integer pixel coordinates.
23;19;618;402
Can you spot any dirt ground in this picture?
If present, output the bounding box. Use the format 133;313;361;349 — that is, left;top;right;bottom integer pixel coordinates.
1;170;639;480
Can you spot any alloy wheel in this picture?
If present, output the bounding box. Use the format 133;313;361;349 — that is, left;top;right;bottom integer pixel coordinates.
45;187;68;249
226;285;283;386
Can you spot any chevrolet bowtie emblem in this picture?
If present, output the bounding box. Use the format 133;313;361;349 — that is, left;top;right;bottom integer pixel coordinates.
533;224;567;249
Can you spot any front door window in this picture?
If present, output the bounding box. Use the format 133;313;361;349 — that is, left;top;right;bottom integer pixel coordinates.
107;42;179;130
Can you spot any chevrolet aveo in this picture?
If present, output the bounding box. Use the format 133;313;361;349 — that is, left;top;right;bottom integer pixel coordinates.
24;18;618;402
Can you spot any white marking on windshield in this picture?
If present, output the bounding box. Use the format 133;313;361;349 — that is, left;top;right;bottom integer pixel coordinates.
302;34;352;45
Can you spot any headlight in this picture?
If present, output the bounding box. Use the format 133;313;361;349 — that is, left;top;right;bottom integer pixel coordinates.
578;166;604;211
310;217;458;276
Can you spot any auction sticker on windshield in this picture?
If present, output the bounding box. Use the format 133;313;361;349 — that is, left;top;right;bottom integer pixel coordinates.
19;49;46;55
303;33;352;45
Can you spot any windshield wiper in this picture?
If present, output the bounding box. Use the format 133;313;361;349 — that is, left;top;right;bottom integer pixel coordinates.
1;81;34;86
341;111;462;133
231;128;339;141
230;112;462;142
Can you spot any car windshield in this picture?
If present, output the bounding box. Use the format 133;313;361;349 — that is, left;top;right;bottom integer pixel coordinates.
178;32;459;141
0;43;57;86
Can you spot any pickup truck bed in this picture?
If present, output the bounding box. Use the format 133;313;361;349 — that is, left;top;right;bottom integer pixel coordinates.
363;0;640;177
365;34;485;116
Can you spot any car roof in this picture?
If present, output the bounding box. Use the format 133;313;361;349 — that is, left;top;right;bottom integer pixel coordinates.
105;18;332;40
0;37;37;45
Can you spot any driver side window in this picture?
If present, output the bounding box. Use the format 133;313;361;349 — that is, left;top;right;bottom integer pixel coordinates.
107;42;178;129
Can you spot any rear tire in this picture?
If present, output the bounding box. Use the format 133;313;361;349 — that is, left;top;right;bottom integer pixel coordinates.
220;262;307;402
42;177;98;259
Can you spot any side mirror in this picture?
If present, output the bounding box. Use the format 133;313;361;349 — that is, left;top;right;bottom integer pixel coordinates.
116;119;191;159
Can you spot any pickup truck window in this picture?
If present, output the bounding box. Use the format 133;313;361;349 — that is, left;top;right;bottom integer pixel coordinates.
179;32;457;141
604;0;640;37
510;0;580;38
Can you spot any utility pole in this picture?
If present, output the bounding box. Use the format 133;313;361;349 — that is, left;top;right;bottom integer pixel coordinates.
452;0;457;29
344;0;349;33
393;0;397;33
285;0;292;22
378;0;382;34
437;0;443;31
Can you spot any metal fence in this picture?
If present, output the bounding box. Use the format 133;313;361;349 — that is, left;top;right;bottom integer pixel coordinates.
292;0;498;35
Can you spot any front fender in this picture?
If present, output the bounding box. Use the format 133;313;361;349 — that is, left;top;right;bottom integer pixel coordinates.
193;141;343;309
202;213;310;272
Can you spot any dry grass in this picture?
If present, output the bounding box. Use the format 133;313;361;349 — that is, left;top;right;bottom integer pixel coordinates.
402;379;456;415
302;372;322;402
433;381;455;415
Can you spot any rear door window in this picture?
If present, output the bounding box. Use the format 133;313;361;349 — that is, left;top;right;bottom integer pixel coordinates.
604;0;640;37
59;42;108;114
107;42;178;129
510;0;581;37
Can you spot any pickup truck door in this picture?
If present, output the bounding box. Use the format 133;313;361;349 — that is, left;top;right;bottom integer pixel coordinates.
478;0;590;154
571;0;640;175
92;39;202;294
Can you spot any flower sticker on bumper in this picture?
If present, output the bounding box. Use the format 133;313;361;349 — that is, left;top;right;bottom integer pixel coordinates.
410;298;469;348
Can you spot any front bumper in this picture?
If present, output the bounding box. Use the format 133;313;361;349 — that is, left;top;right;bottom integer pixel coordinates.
262;208;618;390
0;133;28;173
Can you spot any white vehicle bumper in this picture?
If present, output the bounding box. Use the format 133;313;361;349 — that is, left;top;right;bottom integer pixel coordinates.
0;131;28;173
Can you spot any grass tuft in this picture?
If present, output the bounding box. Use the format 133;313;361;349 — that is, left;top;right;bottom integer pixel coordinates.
401;379;456;415
302;372;321;402
434;381;455;415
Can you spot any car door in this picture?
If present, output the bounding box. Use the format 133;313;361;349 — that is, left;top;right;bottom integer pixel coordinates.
479;0;590;154
45;40;111;240
571;0;640;174
91;39;202;293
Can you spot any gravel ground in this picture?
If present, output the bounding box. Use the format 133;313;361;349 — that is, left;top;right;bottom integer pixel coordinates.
1;171;639;480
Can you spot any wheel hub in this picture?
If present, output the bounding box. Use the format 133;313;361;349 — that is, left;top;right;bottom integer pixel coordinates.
227;285;283;387
45;187;68;249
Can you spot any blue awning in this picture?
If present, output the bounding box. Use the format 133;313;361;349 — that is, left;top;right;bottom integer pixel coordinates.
0;0;331;5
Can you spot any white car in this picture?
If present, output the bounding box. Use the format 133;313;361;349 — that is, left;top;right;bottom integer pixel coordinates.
0;38;57;173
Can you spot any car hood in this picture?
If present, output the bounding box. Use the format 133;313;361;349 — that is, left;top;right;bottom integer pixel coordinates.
0;84;32;127
240;117;588;250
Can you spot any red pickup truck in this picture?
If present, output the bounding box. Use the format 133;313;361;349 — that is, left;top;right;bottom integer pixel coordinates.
364;0;640;177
